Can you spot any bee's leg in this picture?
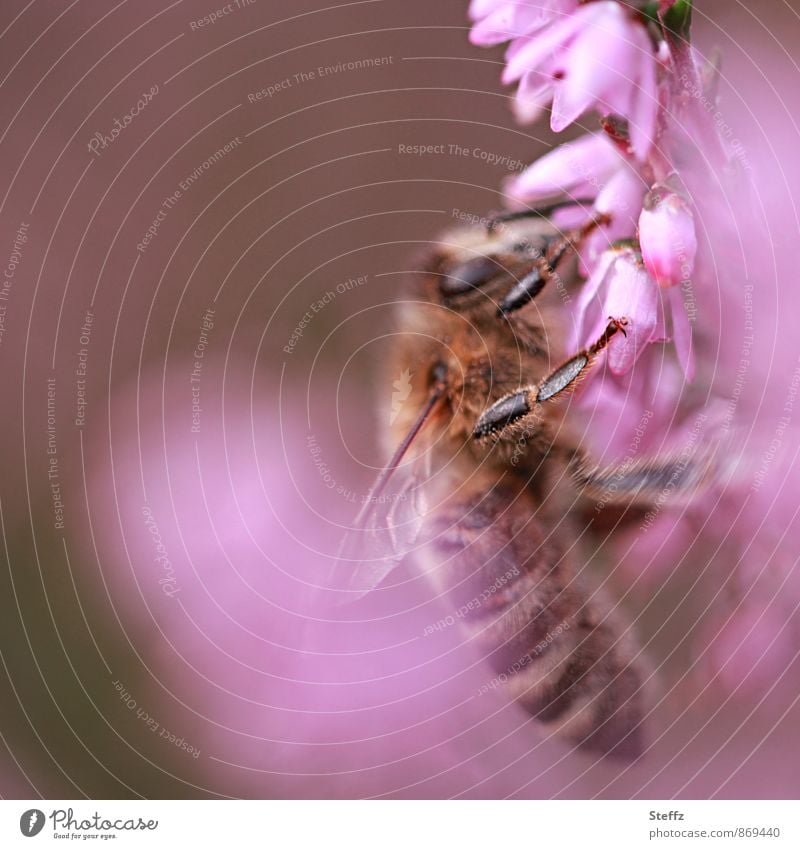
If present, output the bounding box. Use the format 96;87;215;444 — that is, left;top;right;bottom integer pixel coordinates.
497;214;611;316
473;318;626;439
487;198;596;233
573;441;720;516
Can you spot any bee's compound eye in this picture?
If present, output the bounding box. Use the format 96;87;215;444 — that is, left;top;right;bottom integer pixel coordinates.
439;257;500;297
430;361;448;387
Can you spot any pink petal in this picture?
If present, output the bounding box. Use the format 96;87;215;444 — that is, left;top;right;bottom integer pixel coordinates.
511;68;554;123
573;249;617;349
505;133;620;201
572;166;646;271
469;0;506;22
639;191;697;287
550;5;640;132
627;26;659;160
502;7;589;83
603;253;658;374
470;7;518;46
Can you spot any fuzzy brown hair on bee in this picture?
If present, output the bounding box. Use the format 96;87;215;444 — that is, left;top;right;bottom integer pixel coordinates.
335;206;710;760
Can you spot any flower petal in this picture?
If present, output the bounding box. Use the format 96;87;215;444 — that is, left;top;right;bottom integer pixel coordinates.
504;132;620;201
511;68;554;123
603;253;659;374
627;25;659;160
572;248;617;349
550;5;641;132
639;189;698;287
502;6;588;83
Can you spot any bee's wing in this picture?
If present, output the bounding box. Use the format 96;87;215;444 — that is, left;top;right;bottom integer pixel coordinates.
328;447;433;603
327;370;448;604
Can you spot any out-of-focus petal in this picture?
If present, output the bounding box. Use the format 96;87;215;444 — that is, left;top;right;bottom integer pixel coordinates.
470;7;518;46
627;25;660;159
469;0;506;22
505;132;620;201
501;7;588;83
580;166;647;267
707;603;799;695
511;68;554;123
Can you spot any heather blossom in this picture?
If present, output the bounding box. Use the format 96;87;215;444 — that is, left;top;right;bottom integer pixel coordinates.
505;132;647;272
638;183;698;288
473;0;659;158
472;0;700;380
471;0;800;704
468;0;578;46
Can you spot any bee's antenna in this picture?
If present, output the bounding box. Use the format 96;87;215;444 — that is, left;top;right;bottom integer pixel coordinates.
352;362;447;530
487;198;596;233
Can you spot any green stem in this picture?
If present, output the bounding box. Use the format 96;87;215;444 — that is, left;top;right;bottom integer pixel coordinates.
662;0;693;41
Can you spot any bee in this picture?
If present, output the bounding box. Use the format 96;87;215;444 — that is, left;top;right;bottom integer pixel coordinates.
335;203;710;760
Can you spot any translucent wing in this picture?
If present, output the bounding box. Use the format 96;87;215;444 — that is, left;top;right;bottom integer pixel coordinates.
329;448;432;603
327;370;447;604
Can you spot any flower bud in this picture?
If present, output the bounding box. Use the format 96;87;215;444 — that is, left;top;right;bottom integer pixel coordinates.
638;187;697;288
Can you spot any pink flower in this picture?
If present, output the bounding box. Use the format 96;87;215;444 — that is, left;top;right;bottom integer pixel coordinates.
574;246;693;379
638;185;698;288
501;1;659;159
576;248;660;374
506;132;622;201
506;133;647;272
468;0;578;46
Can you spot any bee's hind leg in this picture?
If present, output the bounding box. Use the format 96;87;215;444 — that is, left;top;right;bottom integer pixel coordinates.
473;317;627;439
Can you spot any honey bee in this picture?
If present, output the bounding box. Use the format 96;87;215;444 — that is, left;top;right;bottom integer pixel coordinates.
335;204;710;760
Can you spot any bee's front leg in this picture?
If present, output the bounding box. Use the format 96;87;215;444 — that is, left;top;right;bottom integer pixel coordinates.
496;214;611;316
473;317;627;439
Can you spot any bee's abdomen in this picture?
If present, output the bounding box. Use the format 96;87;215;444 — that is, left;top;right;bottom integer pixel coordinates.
425;477;647;760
